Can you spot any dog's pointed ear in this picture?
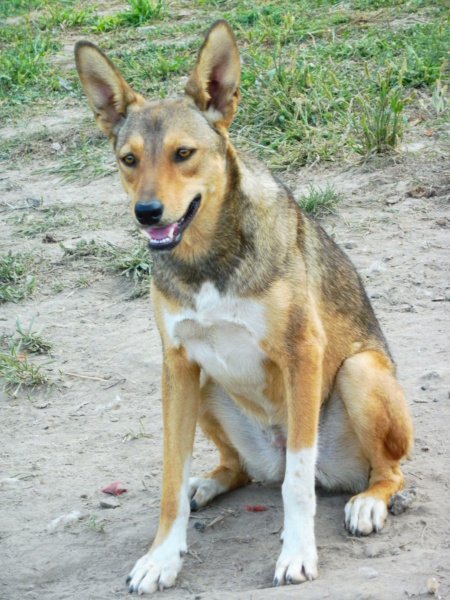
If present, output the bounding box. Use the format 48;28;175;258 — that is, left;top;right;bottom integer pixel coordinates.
185;20;241;128
74;41;143;137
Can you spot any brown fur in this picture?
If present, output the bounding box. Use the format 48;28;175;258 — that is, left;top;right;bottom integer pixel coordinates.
75;19;413;594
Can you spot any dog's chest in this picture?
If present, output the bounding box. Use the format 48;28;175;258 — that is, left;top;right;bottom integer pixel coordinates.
163;282;268;398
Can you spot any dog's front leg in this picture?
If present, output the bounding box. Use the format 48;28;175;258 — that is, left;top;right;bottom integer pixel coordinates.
274;336;323;586
128;348;200;594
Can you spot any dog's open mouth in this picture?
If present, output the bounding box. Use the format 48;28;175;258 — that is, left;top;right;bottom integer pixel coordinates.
143;194;201;250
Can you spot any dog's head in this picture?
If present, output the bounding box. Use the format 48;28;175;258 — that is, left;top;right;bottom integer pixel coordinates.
75;21;241;255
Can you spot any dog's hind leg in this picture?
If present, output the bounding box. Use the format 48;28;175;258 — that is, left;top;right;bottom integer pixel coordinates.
189;379;250;510
335;350;413;536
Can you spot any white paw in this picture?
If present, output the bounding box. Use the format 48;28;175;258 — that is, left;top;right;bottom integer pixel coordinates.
274;543;318;585
345;495;387;536
188;476;225;510
127;545;184;594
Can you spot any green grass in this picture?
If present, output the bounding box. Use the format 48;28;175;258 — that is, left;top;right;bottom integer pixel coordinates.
0;0;44;18
15;316;53;354
351;65;415;154
39;5;95;28
297;184;341;216
92;0;165;32
0;335;54;396
35;133;114;183
110;242;152;298
13;205;81;237
1;0;448;167
122;418;153;443
0;24;61;98
60;239;152;296
0;251;35;303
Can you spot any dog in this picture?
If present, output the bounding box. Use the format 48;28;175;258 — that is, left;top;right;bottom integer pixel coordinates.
75;20;413;595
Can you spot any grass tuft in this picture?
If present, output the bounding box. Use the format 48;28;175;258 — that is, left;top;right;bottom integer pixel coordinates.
352;65;415;155
0;251;35;303
15;316;53;354
0;339;53;396
60;239;152;297
296;184;341;216
92;0;164;32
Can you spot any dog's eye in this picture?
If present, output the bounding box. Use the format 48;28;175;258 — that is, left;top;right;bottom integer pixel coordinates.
122;154;136;166
175;148;194;161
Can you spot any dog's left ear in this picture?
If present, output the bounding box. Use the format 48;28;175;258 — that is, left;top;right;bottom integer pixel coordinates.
185;20;241;128
74;41;143;138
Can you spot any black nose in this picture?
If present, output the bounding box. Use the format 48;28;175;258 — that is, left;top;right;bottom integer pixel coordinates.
135;200;164;225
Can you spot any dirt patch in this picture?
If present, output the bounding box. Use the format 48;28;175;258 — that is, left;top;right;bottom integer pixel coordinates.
1;98;450;600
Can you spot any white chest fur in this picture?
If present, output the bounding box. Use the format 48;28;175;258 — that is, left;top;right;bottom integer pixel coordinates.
163;282;268;404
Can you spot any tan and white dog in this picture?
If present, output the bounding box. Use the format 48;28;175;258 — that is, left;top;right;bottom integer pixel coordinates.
75;20;413;594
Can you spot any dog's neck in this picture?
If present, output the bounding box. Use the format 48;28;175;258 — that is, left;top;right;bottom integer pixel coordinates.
151;172;244;302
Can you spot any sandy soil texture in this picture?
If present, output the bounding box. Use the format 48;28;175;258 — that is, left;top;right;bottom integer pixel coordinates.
1;99;449;599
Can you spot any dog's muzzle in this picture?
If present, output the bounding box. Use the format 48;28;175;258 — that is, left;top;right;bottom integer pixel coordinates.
135;200;164;225
141;194;201;251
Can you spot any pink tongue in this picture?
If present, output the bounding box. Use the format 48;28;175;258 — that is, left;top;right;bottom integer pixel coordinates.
146;223;177;240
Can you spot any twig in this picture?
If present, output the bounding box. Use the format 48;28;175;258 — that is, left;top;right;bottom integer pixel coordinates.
70;401;89;415
207;511;235;529
102;378;126;390
188;549;203;564
420;524;428;547
65;372;109;382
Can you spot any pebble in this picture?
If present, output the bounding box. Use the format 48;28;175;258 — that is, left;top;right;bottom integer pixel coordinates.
445;290;450;301
51;142;62;152
385;195;401;205
358;566;378;579
427;577;439;595
99;497;120;509
193;521;206;532
344;241;357;249
388;487;417;515
364;543;383;558
25;197;42;208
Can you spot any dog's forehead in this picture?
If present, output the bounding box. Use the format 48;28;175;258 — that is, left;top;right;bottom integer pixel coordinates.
116;98;217;151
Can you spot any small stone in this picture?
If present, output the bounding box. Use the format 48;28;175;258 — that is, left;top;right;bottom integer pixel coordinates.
370;292;383;299
358;566;378;579
445;291;450;301
99;497;120;509
390;547;400;556
193;521;206;533
426;577;439;594
436;217;450;228
364;543;383;558
26;197;42;208
57;76;73;91
388;487;416;515
385;195;401;205
344;241;357;249
35;402;50;409
42;233;58;244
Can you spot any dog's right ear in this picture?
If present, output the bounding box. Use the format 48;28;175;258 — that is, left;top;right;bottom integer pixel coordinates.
74;41;143;137
185;20;241;129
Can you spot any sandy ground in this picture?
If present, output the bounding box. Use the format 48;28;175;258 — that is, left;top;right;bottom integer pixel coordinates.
1;98;449;600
